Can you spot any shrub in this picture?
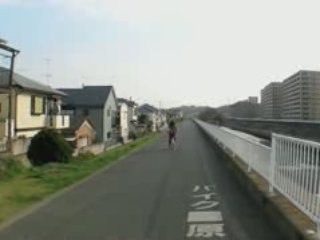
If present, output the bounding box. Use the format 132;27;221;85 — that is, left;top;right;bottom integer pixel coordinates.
75;151;95;161
27;129;73;166
128;131;137;140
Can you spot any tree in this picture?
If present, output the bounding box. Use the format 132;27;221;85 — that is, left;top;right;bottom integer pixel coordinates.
199;107;224;125
138;114;149;124
27;129;73;166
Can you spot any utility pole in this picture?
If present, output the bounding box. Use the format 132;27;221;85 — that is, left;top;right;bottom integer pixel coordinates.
0;41;20;153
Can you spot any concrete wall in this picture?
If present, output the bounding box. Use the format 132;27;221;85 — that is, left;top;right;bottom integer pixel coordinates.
223;118;320;142
12;137;31;155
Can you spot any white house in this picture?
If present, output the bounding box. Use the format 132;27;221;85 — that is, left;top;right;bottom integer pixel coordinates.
137;104;160;132
118;98;138;133
118;101;129;142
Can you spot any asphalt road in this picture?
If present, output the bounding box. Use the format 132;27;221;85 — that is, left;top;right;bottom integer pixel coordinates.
0;120;284;240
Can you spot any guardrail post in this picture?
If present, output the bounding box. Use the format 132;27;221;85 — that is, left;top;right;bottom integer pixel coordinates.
316;176;320;236
247;144;252;173
269;134;276;193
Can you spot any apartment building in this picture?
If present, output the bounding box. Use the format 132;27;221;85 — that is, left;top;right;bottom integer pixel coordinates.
261;82;283;119
281;70;320;120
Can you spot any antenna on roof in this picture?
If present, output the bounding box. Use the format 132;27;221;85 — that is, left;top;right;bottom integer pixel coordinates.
44;58;52;85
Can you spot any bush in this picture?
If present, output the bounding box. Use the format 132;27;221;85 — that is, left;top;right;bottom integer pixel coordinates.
75;151;95;161
128;131;137;140
27;129;73;166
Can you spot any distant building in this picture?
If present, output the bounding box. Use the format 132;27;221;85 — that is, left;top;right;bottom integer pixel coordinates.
248;96;258;104
281;70;320;120
261;82;283;119
136;104;160;132
117;98;138;133
117;101;129;142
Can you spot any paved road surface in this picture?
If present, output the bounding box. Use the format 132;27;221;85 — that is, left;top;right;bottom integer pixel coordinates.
0;120;284;240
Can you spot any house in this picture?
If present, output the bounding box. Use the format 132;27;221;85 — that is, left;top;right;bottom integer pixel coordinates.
137;104;160;132
159;109;167;127
167;109;183;121
117;101;129;142
62;117;95;150
0;67;70;153
118;98;138;133
59;86;118;144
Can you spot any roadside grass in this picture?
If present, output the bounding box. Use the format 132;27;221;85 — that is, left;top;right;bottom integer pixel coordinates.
0;133;159;224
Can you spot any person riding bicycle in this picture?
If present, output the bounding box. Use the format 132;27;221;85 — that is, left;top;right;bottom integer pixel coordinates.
168;120;177;147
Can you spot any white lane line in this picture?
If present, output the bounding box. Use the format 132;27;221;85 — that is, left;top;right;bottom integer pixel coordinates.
187;211;222;223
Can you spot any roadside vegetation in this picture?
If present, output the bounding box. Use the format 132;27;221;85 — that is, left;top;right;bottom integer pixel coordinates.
0;133;159;224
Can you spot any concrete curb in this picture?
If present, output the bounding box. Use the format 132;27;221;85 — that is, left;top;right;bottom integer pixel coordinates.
0;135;160;232
195;122;318;240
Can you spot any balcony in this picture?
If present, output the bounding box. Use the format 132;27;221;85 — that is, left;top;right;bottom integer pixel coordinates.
49;115;70;129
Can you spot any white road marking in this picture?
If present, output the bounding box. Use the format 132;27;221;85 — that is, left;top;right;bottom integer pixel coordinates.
193;185;216;193
187;211;222;222
186;223;225;238
193;192;217;200
191;200;219;210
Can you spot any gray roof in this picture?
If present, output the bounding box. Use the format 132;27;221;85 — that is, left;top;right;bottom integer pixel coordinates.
118;98;137;107
137;104;159;113
0;67;65;96
59;86;114;108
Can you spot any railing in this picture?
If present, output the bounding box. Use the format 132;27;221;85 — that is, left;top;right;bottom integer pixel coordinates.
271;134;320;227
195;119;320;230
196;120;271;179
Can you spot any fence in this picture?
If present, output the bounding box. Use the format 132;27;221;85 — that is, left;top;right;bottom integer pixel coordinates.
271;133;320;227
196;120;271;179
195;119;320;230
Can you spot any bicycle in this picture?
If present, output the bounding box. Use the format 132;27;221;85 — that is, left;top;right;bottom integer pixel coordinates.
169;137;176;150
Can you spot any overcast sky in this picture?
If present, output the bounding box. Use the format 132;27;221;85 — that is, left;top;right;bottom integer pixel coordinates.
1;0;320;108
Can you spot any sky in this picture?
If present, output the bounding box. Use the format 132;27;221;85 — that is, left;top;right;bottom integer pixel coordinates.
1;0;320;108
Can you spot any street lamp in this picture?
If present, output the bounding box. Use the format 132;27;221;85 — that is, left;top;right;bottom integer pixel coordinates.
0;39;20;152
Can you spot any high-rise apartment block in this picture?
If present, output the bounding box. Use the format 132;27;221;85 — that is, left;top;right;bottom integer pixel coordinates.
261;70;320;120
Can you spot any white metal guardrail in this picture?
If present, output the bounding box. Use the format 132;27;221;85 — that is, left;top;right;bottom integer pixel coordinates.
270;133;320;228
196;120;271;179
196;119;320;231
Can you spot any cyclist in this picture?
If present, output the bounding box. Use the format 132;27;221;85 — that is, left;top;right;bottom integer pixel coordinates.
168;119;177;148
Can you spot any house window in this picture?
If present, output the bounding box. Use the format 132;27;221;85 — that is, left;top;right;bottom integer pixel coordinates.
107;107;111;117
62;115;65;126
112;110;117;127
31;96;45;115
107;132;111;139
